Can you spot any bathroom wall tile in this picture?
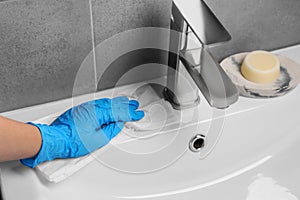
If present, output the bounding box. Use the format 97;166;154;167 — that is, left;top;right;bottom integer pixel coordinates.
0;0;94;112
92;0;171;44
91;0;172;90
205;0;300;61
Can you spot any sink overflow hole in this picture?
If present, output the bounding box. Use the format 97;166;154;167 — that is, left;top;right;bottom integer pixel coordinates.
189;134;205;152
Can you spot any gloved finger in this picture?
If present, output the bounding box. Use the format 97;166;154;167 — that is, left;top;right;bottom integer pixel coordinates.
111;96;129;104
111;96;141;108
89;98;111;107
128;99;140;109
129;110;145;121
110;105;145;122
93;96;128;108
102;122;124;140
113;100;139;111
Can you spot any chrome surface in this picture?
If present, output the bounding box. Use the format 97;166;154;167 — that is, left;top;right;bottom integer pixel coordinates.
172;0;231;46
189;134;206;152
166;0;239;109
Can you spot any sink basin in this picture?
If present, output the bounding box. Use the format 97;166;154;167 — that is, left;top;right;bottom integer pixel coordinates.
1;45;300;200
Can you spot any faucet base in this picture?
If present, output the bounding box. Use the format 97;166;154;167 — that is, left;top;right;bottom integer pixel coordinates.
163;87;200;110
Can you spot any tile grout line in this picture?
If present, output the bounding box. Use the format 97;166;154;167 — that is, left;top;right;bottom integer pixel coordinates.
88;0;98;93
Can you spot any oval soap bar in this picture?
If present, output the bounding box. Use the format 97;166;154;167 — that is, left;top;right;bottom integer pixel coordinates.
241;50;280;84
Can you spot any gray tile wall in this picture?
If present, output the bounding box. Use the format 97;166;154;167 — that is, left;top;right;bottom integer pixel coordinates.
0;0;94;112
0;0;172;112
92;0;172;91
206;0;300;61
0;0;300;112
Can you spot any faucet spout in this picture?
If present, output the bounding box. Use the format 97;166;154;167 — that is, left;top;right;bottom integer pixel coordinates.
181;47;239;108
165;0;239;109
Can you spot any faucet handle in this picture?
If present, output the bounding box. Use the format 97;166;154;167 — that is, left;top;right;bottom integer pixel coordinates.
172;0;231;46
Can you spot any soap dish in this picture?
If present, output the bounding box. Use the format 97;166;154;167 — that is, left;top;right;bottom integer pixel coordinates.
220;52;300;98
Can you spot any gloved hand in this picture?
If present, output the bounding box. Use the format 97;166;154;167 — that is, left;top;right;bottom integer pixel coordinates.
20;96;144;168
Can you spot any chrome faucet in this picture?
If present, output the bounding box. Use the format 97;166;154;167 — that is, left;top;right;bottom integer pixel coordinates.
164;0;239;109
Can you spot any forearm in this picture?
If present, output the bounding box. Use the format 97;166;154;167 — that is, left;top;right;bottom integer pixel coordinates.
0;116;42;162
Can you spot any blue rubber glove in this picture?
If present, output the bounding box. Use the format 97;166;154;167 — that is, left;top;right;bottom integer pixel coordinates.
20;96;144;168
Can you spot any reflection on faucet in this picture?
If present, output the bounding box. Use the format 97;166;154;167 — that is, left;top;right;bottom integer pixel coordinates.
164;0;239;109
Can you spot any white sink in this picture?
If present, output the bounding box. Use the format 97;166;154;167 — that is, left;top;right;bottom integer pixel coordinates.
1;45;300;200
